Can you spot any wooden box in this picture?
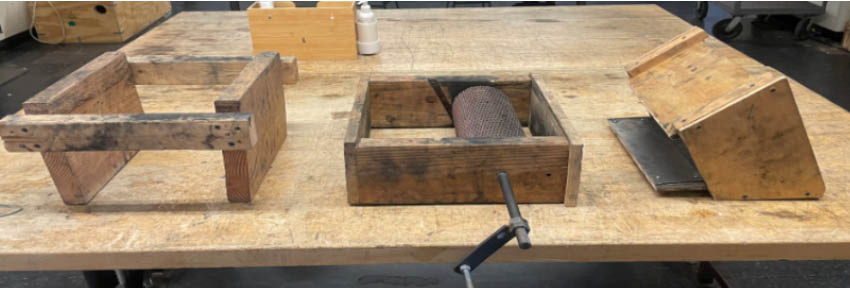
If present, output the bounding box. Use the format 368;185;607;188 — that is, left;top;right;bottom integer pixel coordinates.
344;74;583;206
0;51;298;205
623;27;825;200
30;1;171;43
247;1;357;60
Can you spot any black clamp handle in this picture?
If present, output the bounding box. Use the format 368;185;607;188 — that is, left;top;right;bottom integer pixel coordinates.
453;172;532;287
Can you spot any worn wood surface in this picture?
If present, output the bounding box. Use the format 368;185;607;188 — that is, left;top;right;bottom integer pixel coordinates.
128;55;299;85
22;51;143;205
0;113;256;152
1;6;850;270
215;51;287;203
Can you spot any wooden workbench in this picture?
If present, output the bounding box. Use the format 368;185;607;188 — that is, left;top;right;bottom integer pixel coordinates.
2;5;850;271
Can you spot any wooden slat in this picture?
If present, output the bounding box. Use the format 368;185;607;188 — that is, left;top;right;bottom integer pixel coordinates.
352;137;570;204
21;51;143;205
679;77;825;200
0;113;256;152
215;51;286;203
624;26;709;77
128;55;299;85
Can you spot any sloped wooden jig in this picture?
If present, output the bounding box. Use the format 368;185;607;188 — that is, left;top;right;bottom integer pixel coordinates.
623;27;825;200
0;51;298;205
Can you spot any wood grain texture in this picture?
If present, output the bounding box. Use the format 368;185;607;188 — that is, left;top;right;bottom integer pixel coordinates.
367;74;530;128
128;55;299;85
30;1;169;43
625;27;708;77
3;7;850;271
21;51;143;205
679;77;825;200
353;137;570;204
0;113;256;152
215;51;286;203
246;1;357;60
843;21;850;51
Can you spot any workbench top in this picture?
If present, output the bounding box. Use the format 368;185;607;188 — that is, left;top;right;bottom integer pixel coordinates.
2;5;850;271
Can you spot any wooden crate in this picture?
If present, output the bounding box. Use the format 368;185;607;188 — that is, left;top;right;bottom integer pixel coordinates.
344;74;583;206
624;27;825;200
247;1;357;60
0;51;299;205
30;1;171;43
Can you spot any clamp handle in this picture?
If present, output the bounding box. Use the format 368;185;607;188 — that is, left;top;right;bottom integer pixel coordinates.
498;172;531;249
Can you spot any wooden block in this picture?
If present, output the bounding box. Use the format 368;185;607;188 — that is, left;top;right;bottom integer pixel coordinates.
22;51;143;205
0;113;256;152
679;77;825;200
128;55;299;85
345;74;581;206
247;1;357;60
625;26;825;200
215;51;286;203
353;137;570;204
30;1;170;43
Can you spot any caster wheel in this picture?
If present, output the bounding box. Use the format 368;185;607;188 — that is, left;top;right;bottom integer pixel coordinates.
794;18;812;40
695;1;708;21
712;18;743;40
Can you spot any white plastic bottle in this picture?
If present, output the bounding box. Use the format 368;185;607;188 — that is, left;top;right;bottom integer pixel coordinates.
258;1;274;8
356;1;381;55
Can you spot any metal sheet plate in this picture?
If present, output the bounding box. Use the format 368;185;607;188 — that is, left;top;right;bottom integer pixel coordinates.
608;117;707;192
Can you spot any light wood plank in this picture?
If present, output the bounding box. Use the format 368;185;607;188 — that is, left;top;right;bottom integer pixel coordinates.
215;51;287;203
0;113;256;152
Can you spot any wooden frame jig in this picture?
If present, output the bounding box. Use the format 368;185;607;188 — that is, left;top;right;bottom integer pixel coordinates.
624;26;825;200
0;51;298;205
344;74;583;206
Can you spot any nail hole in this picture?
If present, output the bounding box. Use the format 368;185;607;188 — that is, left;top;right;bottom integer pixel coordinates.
545;173;552;177
214;125;221;130
742;195;749;199
94;5;107;14
33;144;41;148
228;142;235;147
770;88;776;93
20;128;28;133
235;127;241;131
805;192;811;196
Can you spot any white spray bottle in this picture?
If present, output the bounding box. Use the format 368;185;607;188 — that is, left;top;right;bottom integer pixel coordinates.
356;1;381;55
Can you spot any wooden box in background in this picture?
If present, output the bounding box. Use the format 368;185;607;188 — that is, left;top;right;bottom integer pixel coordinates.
247;1;357;60
30;1;171;43
344;74;584;206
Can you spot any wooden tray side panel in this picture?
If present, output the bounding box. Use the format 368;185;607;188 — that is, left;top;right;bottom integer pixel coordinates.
21;51;143;205
529;75;583;206
215;51;286;202
352;137;570;204
247;3;357;60
344;77;371;204
679;77;825;200
368;75;531;128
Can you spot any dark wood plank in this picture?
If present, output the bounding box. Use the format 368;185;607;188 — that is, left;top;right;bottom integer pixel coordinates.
0;113;256;152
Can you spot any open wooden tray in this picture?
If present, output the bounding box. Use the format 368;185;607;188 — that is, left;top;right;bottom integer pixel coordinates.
344;73;583;206
0;51;298;205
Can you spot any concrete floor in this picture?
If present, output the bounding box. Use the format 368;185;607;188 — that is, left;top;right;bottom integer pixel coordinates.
1;1;850;287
